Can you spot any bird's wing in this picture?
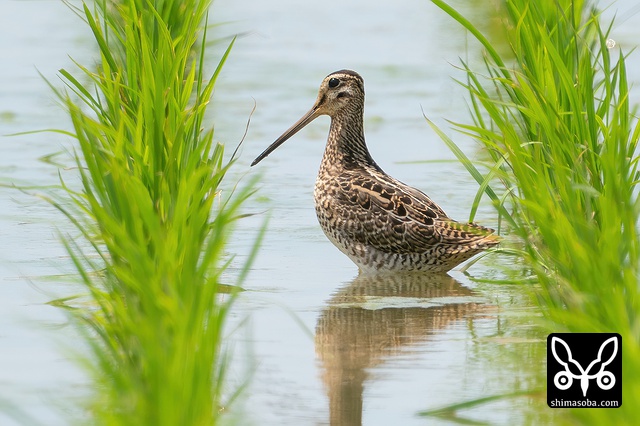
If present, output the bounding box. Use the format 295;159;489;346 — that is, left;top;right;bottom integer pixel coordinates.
328;169;497;254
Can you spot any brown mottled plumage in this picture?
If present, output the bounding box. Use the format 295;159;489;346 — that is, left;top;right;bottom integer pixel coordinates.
251;70;499;273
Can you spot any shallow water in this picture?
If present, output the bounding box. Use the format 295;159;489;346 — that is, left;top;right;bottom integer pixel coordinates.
1;0;638;425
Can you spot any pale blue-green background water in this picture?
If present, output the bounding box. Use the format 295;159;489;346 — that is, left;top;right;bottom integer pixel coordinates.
1;0;638;424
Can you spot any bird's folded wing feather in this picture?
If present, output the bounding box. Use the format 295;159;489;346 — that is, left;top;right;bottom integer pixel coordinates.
330;170;497;254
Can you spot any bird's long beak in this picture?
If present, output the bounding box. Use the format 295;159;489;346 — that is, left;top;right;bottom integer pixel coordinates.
251;104;323;166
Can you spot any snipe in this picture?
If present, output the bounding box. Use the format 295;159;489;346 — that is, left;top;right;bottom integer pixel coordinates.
251;70;499;273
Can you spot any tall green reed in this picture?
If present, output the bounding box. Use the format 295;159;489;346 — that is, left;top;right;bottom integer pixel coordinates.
432;0;639;423
46;0;258;424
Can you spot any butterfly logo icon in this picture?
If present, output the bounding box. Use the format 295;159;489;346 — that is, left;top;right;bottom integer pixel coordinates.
551;336;618;397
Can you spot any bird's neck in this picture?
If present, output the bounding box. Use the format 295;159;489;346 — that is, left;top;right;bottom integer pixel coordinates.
321;106;377;170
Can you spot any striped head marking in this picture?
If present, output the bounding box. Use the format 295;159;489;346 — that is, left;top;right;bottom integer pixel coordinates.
315;70;365;115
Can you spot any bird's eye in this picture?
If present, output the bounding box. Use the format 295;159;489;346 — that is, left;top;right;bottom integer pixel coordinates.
328;78;340;88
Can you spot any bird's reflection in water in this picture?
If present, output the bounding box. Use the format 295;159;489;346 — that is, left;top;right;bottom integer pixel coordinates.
315;273;487;426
